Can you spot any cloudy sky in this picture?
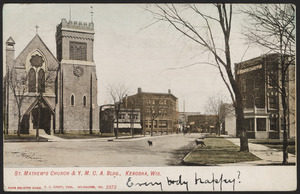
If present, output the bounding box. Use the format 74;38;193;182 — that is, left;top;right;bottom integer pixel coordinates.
3;4;268;112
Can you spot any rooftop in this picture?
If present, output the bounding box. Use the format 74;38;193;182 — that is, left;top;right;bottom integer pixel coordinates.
56;18;94;33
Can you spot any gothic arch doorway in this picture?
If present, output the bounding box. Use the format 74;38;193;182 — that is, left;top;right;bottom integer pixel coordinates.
24;96;55;135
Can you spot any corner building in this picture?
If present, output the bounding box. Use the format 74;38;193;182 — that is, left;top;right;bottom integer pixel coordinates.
125;88;178;134
235;53;295;139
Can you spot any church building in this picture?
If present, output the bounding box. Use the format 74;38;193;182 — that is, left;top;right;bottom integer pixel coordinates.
3;18;100;135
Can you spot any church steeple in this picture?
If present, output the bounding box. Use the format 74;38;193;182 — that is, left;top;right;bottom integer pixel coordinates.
55;18;94;62
6;37;15;68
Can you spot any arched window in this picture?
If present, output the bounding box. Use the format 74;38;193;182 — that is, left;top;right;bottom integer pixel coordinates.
83;95;86;106
38;69;45;93
28;68;36;92
71;94;75;106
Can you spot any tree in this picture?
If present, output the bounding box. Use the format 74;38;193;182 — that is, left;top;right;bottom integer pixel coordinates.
204;93;231;136
241;4;295;164
6;66;28;137
146;4;249;151
145;96;167;136
107;83;130;139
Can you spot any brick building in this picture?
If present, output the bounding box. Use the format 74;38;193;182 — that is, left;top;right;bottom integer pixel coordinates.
3;18;99;135
187;114;218;133
100;104;141;134
125;88;178;135
234;53;295;139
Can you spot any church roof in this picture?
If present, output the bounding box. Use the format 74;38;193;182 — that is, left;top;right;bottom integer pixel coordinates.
15;34;59;66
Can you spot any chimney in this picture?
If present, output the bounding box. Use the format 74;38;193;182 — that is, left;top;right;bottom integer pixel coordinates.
168;89;171;94
138;87;142;94
6;37;15;68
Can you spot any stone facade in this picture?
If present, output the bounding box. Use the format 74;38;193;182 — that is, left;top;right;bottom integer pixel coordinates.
3;18;100;135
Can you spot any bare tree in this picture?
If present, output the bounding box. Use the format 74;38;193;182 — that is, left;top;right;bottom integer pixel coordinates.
126;99;138;138
5;60;57;139
107;83;130;139
204;93;230;136
6;67;28;137
241;4;295;164
145;4;249;151
145;96;167;136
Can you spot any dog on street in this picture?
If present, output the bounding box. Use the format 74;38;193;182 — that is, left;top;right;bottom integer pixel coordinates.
147;140;153;147
195;139;206;146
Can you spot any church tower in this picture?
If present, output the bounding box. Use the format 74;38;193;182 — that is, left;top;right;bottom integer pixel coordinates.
55;18;99;133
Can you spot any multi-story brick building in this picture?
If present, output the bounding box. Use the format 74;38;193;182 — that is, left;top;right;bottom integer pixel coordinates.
234;53;295;139
3;18;99;135
125;88;178;135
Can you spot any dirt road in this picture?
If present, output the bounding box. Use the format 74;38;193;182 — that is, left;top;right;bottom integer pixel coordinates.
4;133;203;167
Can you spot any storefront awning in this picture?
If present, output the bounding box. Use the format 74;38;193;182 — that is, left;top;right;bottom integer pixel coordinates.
114;123;141;129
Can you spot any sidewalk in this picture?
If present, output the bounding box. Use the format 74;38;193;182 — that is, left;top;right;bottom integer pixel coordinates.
222;137;296;166
39;133;180;142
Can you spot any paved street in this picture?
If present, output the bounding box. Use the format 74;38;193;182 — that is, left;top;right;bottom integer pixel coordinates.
4;134;202;167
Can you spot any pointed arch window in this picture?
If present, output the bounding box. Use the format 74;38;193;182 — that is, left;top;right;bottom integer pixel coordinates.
69;41;87;61
28;68;36;92
83;95;87;107
71;94;75;106
38;69;45;93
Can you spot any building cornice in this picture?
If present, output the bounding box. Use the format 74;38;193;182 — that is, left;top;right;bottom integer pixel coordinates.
61;59;95;66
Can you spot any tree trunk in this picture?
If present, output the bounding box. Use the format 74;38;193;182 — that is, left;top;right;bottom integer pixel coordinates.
281;63;288;164
116;114;119;139
17;114;21;137
151;120;154;136
36;104;40;141
235;102;249;152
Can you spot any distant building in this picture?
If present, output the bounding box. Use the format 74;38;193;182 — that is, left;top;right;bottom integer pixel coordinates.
99;104;115;133
125;88;178;134
178;112;201;132
100;105;141;134
233;53;295;139
187;114;218;133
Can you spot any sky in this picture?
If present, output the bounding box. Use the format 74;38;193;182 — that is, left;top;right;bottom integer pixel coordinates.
3;4;268;112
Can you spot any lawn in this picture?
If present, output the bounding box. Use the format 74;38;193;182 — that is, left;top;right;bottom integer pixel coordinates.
3;134;48;142
249;139;296;155
183;137;261;165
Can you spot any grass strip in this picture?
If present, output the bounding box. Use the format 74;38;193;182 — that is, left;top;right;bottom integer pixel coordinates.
184;137;261;165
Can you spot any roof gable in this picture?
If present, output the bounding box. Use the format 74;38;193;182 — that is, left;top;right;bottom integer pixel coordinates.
14;34;59;70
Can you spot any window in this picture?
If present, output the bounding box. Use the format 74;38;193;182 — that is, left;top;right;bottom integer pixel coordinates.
254;93;259;107
38;69;45;93
129;114;138;120
240;77;246;92
281;117;287;130
83;96;86;106
159;120;168;128
257;118;266;131
69;41;87;61
268;71;277;87
269;96;276;109
145;120;150;128
270;117;277;131
118;114;125;120
71;95;75;106
28;68;36;92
